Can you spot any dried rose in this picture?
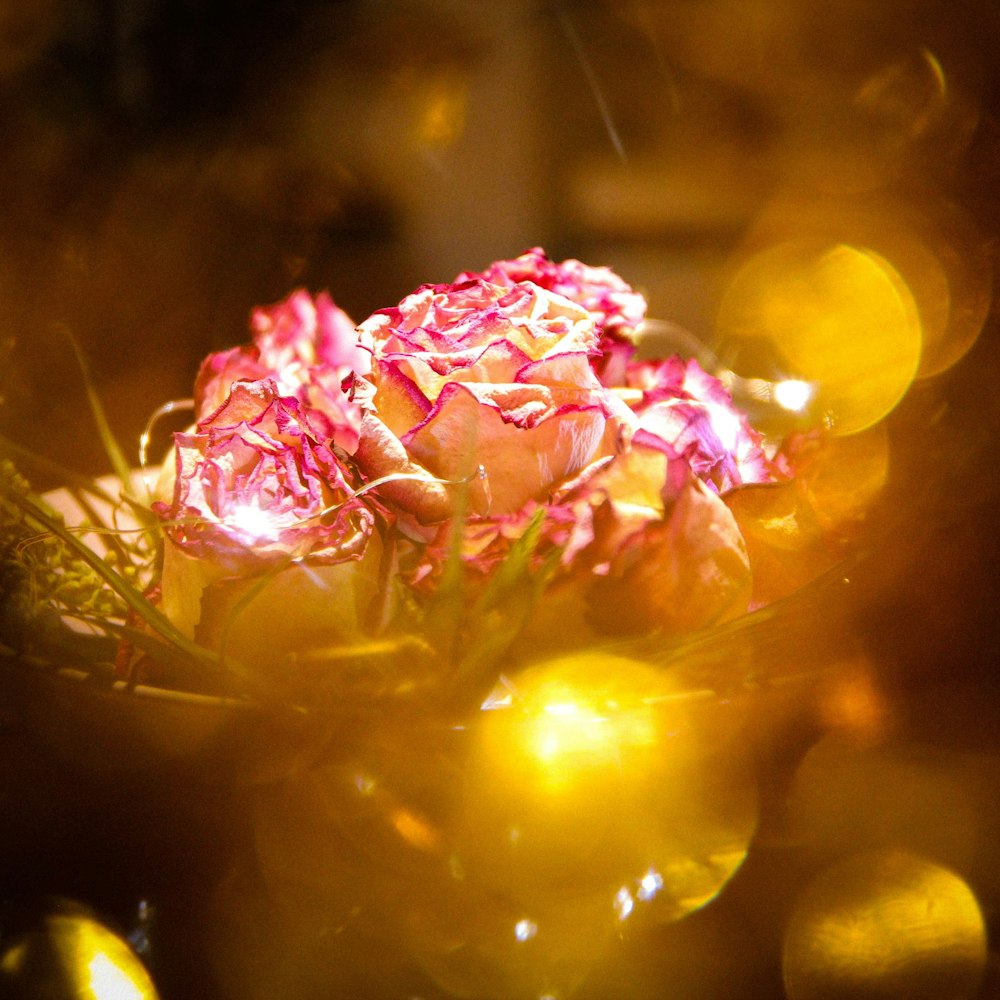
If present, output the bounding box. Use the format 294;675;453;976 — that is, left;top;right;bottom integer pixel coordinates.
156;379;371;569
195;289;368;451
624;356;776;494
153;379;382;666
507;424;752;643
552;359;780;634
585;473;752;636
351;277;633;522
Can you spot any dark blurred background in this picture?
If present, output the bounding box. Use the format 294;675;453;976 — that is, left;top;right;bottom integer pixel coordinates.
0;0;998;476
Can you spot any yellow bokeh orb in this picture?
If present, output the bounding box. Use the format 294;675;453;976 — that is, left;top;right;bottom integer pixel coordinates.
717;240;923;435
0;910;158;1000
459;652;757;927
783;849;987;1000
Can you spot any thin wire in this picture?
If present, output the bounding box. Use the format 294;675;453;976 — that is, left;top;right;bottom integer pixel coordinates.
139;398;194;495
304;464;489;526
557;7;627;163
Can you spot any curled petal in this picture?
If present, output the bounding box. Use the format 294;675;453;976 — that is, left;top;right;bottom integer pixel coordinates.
195;289;367;447
457;246;647;339
352;410;453;525
194;346;268;420
359;278;600;361
404;497;594;598
252;288;368;375
588;477;752;635
625;357;777;493
403;382;613;517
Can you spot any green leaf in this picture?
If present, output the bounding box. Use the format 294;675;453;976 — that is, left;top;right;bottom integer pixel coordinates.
470;507;547;616
448;508;560;705
56;323;134;492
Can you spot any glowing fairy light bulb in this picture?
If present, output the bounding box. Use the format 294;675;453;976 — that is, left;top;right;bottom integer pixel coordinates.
773;378;815;413
703;400;742;450
227;498;278;541
613;886;635;921
88;951;149;1000
637;869;664;901
513;918;538;942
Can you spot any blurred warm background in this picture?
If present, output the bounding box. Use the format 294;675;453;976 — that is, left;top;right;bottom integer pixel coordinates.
2;2;1000;998
1;0;997;474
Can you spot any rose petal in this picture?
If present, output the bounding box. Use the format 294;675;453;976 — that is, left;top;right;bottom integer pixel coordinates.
404;382;611;516
458;246;647;339
588;477;752;635
626;357;776;493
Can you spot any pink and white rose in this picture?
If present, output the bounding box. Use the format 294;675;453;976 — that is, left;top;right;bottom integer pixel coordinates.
153;379;382;665
249;287;368;375
143;250;803;670
351;277;634;522
156;378;373;571
622;356;777;495
195;289;368;451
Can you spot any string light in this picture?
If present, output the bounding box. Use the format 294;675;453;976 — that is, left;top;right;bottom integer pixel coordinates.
138;398;194;495
773;379;815;413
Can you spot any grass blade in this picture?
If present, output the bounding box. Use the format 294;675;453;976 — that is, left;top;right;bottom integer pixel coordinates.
56;323;134;491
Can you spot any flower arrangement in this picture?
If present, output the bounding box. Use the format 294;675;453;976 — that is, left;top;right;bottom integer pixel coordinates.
8;246;836;705
0;246;860;708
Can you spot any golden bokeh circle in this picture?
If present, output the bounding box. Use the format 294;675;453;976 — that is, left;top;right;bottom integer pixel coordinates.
717;240;923;435
734;196;993;381
783;849;986;1000
459;653;757;928
0;912;159;1000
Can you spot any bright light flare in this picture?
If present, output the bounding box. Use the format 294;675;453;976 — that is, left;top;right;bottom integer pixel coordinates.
505;666;659;793
513;918;538;942
613;886;635;921
227;499;278;541
0;914;159;1000
637;869;664;901
461;654;758;930
88;951;149;1000
773;378;814;413
704;400;742;449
